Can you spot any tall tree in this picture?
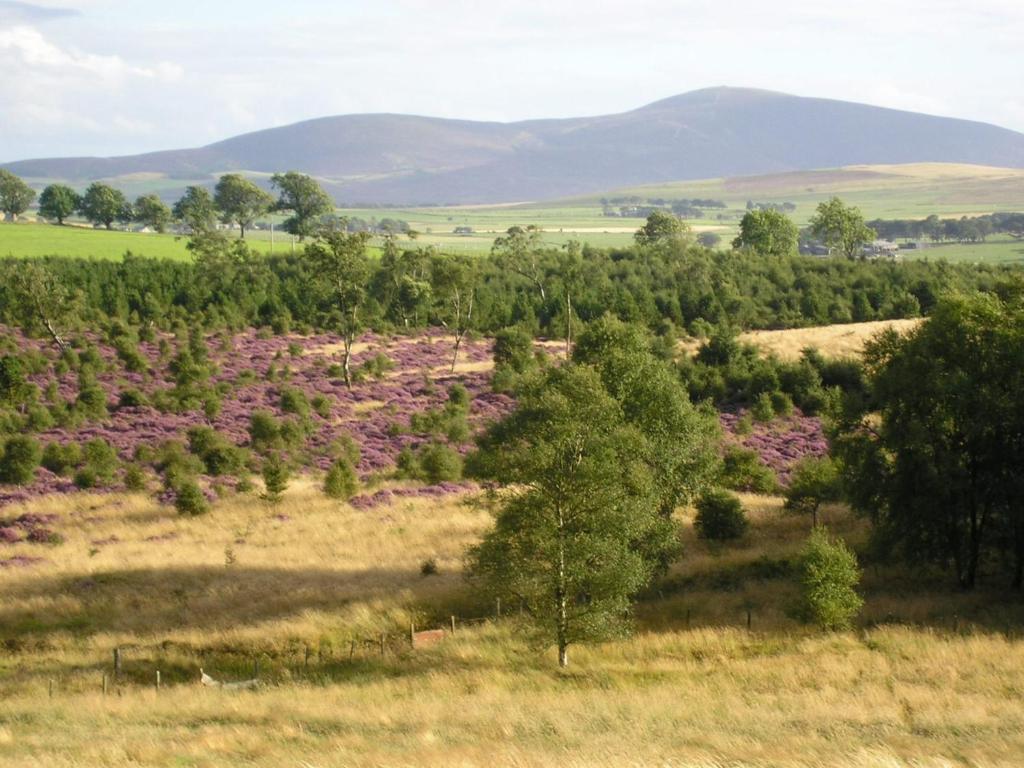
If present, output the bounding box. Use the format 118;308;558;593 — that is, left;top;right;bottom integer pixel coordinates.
133;194;172;233
468;364;675;668
572;315;720;527
270;172;333;241
79;183;131;230
173;186;218;234
634;210;690;248
834;293;1024;588
305;227;372;387
491;225;548;300
37;184;79;225
8;262;79;352
809;197;876;260
733;209;799;257
0;170;36;221
430;254;478;372
214;174;273;239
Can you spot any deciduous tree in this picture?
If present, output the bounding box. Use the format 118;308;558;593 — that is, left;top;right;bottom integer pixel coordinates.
173;186;218;234
0;170;36;221
733;209;799;257
809;197;875;260
79;182;131;230
38;184;79;225
133;194;172;233
270;171;333;240
214;174;273;239
468;364;675;668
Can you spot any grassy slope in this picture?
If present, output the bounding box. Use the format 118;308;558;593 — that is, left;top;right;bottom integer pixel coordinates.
5;163;1023;262
1;476;1022;766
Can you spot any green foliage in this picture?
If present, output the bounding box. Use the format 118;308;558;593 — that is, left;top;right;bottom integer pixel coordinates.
0;170;36;219
81;438;119;483
809;197;876;260
214;174;273;238
720;446;778;494
133;194;172;233
123;464;148;492
750;392;775;422
417;443;463;483
833;292;1024;588
573;316;721;522
359;353;394;381
249;410;282;453
173;186;218;234
42;442;82;475
468;364;676;667
0;435;43;485
261;453;290;503
79;183;132;230
175;480;209;516
38;184;80;225
733;209;799;257
693;489;748;541
324;457;358;500
634;210;690;248
785;457;841;525
799;528;863;630
270;172;334;240
186;426;245;476
279;387;311;418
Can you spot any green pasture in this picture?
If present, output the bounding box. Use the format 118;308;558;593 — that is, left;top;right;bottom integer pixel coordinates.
4;163;1024;262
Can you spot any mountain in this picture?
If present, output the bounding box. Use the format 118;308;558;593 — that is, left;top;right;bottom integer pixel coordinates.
6;87;1024;205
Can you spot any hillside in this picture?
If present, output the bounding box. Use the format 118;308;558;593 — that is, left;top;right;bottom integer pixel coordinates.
6;87;1024;204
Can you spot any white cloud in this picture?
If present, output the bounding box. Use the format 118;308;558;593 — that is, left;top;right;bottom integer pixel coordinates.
0;0;1022;161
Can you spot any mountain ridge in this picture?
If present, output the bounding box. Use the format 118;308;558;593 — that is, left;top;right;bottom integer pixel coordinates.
6;87;1024;205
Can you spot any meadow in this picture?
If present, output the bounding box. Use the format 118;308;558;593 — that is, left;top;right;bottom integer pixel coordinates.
2;321;1024;767
4;162;1023;263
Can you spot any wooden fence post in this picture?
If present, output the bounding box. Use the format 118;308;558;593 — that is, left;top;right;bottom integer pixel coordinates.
113;647;122;679
746;608;752;631
496;598;502;618
410;622;416;648
102;674;108;696
349;640;355;661
379;634;385;657
155;670;161;692
450;615;456;634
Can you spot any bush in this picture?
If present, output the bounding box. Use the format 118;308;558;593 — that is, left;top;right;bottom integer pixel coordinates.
0;436;43;485
694;489;748;541
42;441;83;475
311;394;332;419
82;439;119;483
785;456;842;527
420;558;439;576
279;387;310;418
750;392;776;422
261;453;289;503
324;457;358;500
360;353;395;380
249;410;281;452
418;443;463;483
800;528;863;630
123;464;148;492
493;326;534;373
118;388;149;408
175;480;209;516
720;446;778;494
76;384;109;419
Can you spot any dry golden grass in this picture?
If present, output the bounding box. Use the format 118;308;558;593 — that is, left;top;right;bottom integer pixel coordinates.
1;484;1023;767
680;319;922;361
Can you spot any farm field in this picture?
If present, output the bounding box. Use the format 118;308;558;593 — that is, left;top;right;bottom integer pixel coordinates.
5;162;1024;262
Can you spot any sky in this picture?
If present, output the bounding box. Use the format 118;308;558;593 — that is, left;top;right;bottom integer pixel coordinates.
1;0;1023;162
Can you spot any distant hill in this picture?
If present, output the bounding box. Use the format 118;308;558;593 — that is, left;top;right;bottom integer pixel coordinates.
7;87;1024;205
